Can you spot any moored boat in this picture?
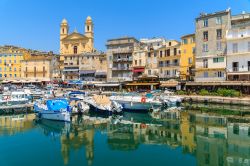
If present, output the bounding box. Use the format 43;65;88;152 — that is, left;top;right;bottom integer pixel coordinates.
34;98;71;122
0;91;31;106
109;93;163;112
83;95;123;115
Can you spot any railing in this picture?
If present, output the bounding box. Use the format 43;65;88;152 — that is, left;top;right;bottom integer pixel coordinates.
233;67;239;72
112;67;132;70
113;57;133;62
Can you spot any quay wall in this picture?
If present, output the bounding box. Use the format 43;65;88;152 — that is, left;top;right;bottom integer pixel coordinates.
181;95;250;106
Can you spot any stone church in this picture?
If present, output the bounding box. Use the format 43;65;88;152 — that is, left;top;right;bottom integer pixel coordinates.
60;16;94;55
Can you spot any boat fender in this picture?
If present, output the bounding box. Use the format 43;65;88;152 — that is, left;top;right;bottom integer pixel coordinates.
140;123;147;129
141;97;146;103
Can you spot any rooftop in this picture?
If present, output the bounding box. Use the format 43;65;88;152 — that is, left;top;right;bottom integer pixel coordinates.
196;8;231;21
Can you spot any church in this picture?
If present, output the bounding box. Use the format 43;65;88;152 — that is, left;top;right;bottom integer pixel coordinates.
60;16;94;55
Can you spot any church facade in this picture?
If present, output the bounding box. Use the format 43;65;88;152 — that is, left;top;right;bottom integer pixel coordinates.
59;16;95;80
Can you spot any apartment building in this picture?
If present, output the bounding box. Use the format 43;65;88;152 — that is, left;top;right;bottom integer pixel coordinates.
226;12;250;81
106;37;139;82
195;9;231;82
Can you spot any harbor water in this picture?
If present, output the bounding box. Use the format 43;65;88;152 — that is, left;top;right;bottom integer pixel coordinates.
0;106;250;166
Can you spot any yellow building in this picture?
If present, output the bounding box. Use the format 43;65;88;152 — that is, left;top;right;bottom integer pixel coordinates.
158;40;181;79
21;52;59;82
180;34;196;81
60;16;95;80
0;45;26;80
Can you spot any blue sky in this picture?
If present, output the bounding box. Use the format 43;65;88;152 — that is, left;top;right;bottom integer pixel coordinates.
0;0;249;53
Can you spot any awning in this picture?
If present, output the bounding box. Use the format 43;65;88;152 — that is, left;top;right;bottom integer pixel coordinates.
133;69;144;73
227;72;250;75
95;71;107;76
63;69;79;72
95;83;120;87
126;82;159;86
68;80;84;85
160;81;179;87
79;70;96;74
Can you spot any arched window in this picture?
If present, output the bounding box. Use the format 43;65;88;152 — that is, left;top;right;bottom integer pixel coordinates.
87;26;89;31
62;28;64;34
73;46;78;54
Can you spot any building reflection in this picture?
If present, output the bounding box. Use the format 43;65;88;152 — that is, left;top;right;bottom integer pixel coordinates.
1;109;250;166
0;114;35;136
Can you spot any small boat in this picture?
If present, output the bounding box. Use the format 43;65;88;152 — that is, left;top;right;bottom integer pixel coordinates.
109;93;163;112
68;91;87;101
83;95;123;115
0;91;31;106
34;98;71;122
160;90;183;106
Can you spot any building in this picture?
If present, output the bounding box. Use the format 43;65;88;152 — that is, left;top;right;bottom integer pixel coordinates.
0;45;26;80
132;38;166;79
195;9;231;82
106;37;139;82
79;51;107;82
180;34;196;81
141;38;166;78
21;52;59;82
226;12;250;81
158;40;181;80
59;16;94;80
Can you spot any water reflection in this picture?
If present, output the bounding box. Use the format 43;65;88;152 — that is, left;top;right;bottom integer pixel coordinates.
0;109;250;166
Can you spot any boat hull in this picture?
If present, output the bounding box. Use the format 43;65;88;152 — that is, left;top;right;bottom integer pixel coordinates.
113;100;162;112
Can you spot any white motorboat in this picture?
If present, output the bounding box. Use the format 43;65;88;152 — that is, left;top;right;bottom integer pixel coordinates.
160;90;183;106
109;93;163;112
0;91;31;106
83;95;123;114
34;98;71;122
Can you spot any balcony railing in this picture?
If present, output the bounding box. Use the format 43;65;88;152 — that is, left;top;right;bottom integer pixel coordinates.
233;67;239;72
113;57;133;62
112;67;132;70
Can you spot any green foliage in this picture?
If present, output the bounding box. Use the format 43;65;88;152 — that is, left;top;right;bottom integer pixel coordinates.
187;88;241;97
176;90;187;95
199;89;210;96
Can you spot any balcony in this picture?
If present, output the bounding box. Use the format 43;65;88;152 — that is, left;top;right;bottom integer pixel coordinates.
195;76;226;82
113;57;133;62
233;67;239;72
112;67;132;71
24;71;47;74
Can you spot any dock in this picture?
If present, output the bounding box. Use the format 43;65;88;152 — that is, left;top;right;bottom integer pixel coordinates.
0;103;34;114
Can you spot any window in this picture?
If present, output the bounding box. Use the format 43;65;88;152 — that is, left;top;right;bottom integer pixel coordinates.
232;62;239;71
217;71;224;77
34;66;36;77
160;51;162;57
154;52;157;57
135;60;137;65
9;60;11;63
188;58;192;64
173;69;177;76
169;42;171;46
203;59;208;68
174;48;177;55
217;29;222;39
43;66;45;77
9;74;12;77
213;57;224;63
14;74;16;77
248;61;250;71
139;59;142;66
9;67;12;71
203;43;208;52
14;60;16;63
203;19;208;27
0;60;1;63
216;17;222;24
0;74;2;77
183;39;188;44
203;31;208;41
148;70;151;75
73;46;78;54
148;52;151;58
14;68;16;71
248;42;250;52
204;72;208;78
192;47;196;54
216;41;222;51
233;43;238;53
166;49;170;56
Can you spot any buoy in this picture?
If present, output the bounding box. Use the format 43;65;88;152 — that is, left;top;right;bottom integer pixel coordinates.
140;123;147;129
141;97;146;103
